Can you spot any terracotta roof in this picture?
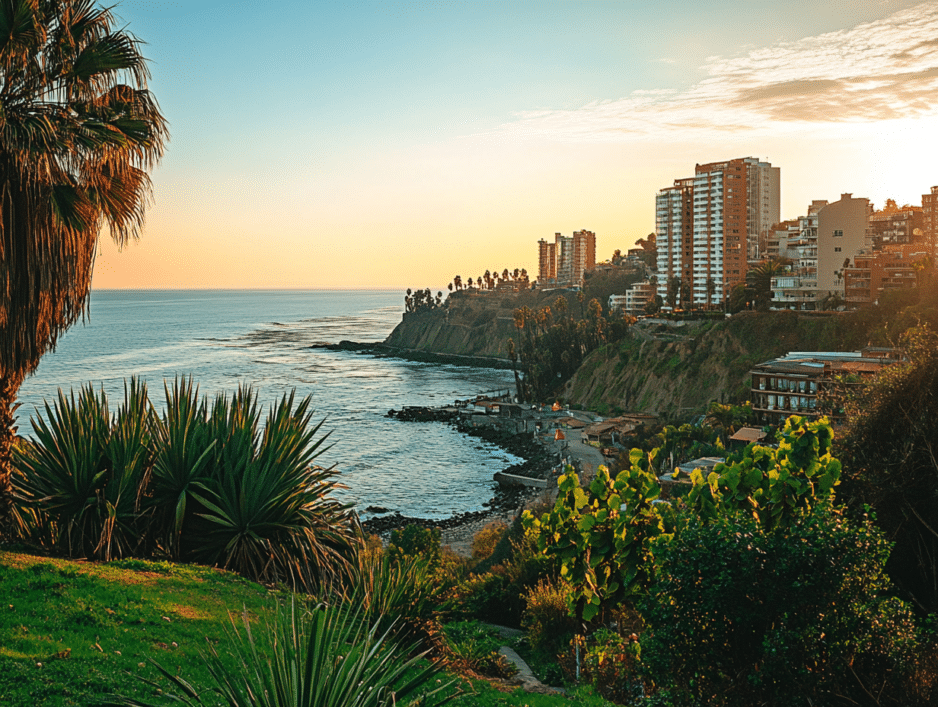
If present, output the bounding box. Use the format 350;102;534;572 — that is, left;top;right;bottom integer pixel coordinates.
557;417;586;428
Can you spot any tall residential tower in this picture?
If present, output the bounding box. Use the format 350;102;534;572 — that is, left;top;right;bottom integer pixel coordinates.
655;157;780;308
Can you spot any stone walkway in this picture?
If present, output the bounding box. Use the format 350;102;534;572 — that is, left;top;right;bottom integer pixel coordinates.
485;623;565;696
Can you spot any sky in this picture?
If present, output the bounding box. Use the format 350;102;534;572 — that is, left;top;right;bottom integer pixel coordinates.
92;0;938;290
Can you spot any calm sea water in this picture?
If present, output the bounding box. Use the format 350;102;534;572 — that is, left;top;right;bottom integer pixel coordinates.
16;290;519;520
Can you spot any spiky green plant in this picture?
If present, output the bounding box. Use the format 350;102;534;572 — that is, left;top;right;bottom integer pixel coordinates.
148;377;216;559
190;389;356;589
114;598;453;707
15;378;154;560
347;546;442;647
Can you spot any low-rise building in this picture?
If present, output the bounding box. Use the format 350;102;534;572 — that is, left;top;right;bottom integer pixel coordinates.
844;242;931;307
749;349;901;426
609;281;656;317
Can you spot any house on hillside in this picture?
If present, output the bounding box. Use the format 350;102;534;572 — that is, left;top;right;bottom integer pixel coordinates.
749;348;901;426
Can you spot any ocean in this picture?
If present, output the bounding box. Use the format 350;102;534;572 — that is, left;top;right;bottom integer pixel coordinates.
15;289;520;520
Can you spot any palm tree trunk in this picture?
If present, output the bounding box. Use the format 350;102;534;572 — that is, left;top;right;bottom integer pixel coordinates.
0;374;23;539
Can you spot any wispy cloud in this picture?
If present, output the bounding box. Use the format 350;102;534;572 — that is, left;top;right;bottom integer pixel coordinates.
490;2;938;141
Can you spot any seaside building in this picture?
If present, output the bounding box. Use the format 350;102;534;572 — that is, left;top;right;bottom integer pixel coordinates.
538;238;556;283
922;186;938;260
868;205;923;249
770;194;871;310
609;281;656;317
537;230;597;287
655;157;780;309
749;349;901;426
844;242;931;307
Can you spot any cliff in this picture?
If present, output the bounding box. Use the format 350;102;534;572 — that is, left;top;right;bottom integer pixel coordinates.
563;310;871;417
382;290;538;362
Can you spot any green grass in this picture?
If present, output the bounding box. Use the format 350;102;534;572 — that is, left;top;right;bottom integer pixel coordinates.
0;550;277;706
0;551;612;707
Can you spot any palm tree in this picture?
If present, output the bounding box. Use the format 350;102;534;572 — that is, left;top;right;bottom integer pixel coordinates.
747;258;789;312
0;1;168;536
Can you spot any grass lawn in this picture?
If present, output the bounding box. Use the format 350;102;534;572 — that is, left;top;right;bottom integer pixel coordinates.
0;550;613;707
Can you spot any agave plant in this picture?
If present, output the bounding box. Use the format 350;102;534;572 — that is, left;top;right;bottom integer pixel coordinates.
115;598;453;707
147;377;216;559
346;546;442;647
191;389;359;590
15;378;154;560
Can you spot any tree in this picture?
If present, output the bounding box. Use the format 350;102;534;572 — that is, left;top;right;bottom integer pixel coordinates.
746;258;789;311
666;276;681;310
839;326;938;614
0;1;168;535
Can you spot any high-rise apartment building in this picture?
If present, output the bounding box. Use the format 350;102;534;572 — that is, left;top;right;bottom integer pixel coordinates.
923;186;938;259
537;230;596;287
655;157;780;308
538;238;556;282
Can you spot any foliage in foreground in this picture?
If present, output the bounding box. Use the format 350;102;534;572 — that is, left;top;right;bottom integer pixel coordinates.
116;599;453;707
522;449;666;621
13;378;359;590
1;550;609;707
642;503;933;706
0;552;274;707
839;325;938;615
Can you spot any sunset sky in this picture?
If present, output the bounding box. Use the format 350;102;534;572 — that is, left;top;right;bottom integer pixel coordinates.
94;0;938;290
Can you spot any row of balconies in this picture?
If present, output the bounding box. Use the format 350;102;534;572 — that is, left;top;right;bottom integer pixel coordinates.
754;395;819;413
755;377;818;393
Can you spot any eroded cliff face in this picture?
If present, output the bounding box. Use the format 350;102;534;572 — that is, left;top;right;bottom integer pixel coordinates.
383;290;538;360
563;311;862;416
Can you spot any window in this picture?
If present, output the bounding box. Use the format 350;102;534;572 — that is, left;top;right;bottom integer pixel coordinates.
833;229;844;237
834;247;842;252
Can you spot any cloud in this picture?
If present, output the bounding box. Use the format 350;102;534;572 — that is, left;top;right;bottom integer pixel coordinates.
488;1;938;142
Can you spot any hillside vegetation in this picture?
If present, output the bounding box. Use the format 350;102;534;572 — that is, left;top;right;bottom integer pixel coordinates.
383;269;642;362
564;282;938;415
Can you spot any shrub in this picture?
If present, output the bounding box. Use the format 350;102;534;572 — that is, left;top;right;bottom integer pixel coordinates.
16;377;358;591
521;579;576;657
441;620;517;678
523;455;666;622
15;379;154;560
641;503;925;706
388;524;442;568
471;521;507;563
565;628;643;704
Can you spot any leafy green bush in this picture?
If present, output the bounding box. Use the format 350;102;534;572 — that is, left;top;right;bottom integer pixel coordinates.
685;414;841;530
641;503;925;706
523;453;666;621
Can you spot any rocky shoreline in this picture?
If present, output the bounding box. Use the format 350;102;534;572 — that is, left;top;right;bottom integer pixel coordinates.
310;340;514;370
360;405;559;537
